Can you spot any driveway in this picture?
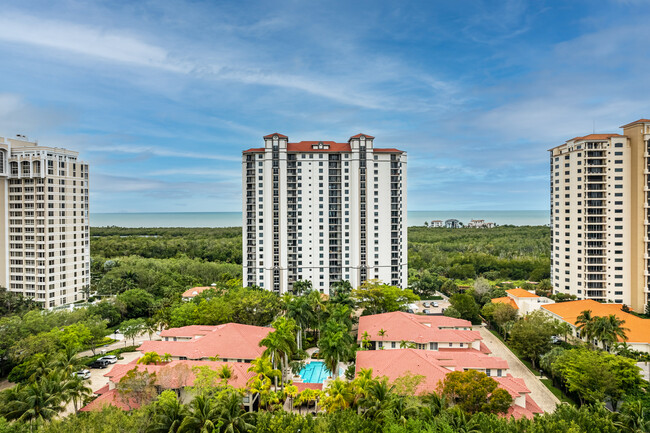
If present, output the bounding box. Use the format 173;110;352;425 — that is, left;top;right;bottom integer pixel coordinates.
476;325;560;413
78;331;158;358
62;351;142;416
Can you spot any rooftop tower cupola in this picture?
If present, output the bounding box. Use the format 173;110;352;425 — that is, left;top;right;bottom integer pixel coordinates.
348;133;375;150
263;133;288;150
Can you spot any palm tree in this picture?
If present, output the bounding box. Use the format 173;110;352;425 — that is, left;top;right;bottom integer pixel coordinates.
599;314;630;350
138;351;162;365
62;374;93;413
322;378;354;412
147;390;188;433
286;295;315;350
318;319;353;378
377;328;387;349
360;331;372;350
247;357;280;410
218;364;234;382
216;391;256;433
178;394;222;433
3;378;65;432
576;309;596;343
420;393;448;420
259;317;297;391
358;378;395;421
399;340;416;349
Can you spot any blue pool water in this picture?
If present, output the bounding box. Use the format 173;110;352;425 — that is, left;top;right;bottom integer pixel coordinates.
299;361;334;383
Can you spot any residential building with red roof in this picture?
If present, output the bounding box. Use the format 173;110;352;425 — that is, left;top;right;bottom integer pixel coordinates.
137;323;272;362
491;288;554;315
541;299;650;352
357;311;485;352
355;349;542;419
181;286;215;300
81;360;258;413
243;133;407;294
549;118;650;312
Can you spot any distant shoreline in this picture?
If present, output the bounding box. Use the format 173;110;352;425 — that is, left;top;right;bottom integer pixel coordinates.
90;210;549;228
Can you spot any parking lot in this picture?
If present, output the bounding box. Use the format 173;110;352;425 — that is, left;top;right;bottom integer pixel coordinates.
62;351;142;415
410;299;450;315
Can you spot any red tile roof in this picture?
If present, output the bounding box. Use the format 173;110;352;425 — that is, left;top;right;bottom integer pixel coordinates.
570;133;624;141
139;323;272;360
492;297;519;310
542;300;650;344
160;325;217;338
506;288;539;299
105;360;254;390
357;312;478;344
620;119;650;128
349;133;375;139
373;148;404;153
294;382;323;392
94;384;109;395
80;389;138;412
243;148;264;153
263;133;287;138
287;141;351;152
356;349;507;393
181;286;213;298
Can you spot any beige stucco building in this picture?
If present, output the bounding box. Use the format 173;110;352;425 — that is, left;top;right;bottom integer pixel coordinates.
242;133;407;294
0;136;90;308
549;119;650;312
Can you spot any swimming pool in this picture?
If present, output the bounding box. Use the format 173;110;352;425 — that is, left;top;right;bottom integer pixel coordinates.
299;361;334;383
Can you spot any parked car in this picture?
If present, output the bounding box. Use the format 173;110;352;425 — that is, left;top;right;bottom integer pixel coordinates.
98;355;118;364
433;302;439;307
73;369;91;379
90;359;110;369
551;336;562;344
423;309;430;314
422;302;430;307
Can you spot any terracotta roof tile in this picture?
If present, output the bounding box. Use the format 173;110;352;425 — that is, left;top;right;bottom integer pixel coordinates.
243;148;264;153
492;297;519;309
139;323;272;360
80;389;137;412
357;312;477;344
571;133;625;141
263;133;287;138
181;286;213;298
287;141;351;152
373;148;404;153
506;288;539;298
349;133;375;139
542;300;650;344
620;119;650;128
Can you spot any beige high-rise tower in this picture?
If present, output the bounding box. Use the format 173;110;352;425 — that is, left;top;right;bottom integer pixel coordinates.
0;136;90;308
549;119;650;312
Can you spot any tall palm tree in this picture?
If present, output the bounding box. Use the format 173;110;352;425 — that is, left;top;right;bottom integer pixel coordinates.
147;390;188;433
62;374;93;414
286;295;315;350
322;378;354;412
399;340;416;349
318;319;353;378
178;394;222;433
358;378;395;421
259;317;297;391
575;310;596;343
599;314;629;350
216;391;256;433
3;378;65;432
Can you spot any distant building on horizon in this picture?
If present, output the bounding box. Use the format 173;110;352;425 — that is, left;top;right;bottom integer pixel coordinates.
549;119;650;312
242;133;407;294
0;136;90;308
430;220;443;227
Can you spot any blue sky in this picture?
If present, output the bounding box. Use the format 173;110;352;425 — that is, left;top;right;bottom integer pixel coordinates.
1;0;649;212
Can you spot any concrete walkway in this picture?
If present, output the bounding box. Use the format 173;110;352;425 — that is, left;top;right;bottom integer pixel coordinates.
476;325;560;413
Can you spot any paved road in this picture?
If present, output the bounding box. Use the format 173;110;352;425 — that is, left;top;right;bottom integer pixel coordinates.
78;331;157;358
476;325;560;413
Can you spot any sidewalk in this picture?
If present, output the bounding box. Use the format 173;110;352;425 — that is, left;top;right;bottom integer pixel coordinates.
476;325;560;413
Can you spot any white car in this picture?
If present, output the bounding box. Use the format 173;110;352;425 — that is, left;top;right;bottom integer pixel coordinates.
98;355;118;364
73;369;91;380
